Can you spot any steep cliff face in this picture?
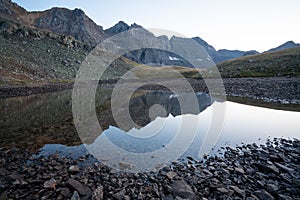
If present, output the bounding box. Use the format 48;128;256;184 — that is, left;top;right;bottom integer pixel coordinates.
104;24;210;67
0;0;107;46
33;8;107;46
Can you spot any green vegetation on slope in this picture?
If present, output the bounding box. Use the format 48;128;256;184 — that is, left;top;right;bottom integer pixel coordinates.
216;47;300;78
130;64;201;79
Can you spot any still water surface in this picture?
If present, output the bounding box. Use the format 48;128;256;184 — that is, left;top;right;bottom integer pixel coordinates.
0;89;299;169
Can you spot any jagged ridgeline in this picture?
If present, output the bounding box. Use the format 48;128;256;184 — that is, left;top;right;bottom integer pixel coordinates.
0;0;299;84
0;17;205;84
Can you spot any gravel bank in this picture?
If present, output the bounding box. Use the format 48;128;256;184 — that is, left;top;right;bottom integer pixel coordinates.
223;77;300;104
0;138;299;199
1;77;299;103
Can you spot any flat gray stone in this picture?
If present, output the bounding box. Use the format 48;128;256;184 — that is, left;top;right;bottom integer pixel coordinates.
171;180;197;200
68;178;91;196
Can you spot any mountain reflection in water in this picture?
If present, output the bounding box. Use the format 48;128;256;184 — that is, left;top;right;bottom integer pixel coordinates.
36;100;300;170
0;89;212;149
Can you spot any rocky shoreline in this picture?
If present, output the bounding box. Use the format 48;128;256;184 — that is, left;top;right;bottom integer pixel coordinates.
0;83;74;99
1;77;299;105
0;138;299;199
222;77;300;105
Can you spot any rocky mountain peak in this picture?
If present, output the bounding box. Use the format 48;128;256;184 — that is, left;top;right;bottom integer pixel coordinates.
105;21;130;36
0;1;107;46
130;23;142;29
284;40;297;45
73;8;85;16
32;7;106;46
1;0;298;65
116;20;128;27
105;21;144;36
267;40;300;52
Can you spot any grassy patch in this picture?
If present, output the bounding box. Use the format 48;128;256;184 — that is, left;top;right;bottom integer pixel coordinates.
216;47;300;78
131;64;202;79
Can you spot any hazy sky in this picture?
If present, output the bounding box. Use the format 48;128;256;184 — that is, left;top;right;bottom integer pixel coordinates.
13;0;300;52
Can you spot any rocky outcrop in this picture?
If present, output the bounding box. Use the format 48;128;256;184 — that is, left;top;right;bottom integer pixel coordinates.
105;21;143;36
0;0;28;24
33;8;107;46
0;17;87;49
0;0;107;46
105;21;130;36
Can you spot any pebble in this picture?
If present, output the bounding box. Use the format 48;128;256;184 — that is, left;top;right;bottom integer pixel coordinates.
166;171;178;179
255;189;275;200
92;185;103;200
234;167;245;174
71;191;80;200
0;138;299;199
68;178;91;196
170;180;197;200
68;165;80;173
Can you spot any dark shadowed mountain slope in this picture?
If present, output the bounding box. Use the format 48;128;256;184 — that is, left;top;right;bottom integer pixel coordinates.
105;21;143;36
105;21;130;36
216;49;259;63
1;0;299;67
192;37;259;63
105;23;198;67
0;17;202;84
0;0;107;46
33;7;107;46
192;37;218;60
0;0;27;24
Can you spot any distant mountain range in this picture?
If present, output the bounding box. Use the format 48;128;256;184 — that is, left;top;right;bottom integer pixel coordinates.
266;41;300;53
0;0;299;65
